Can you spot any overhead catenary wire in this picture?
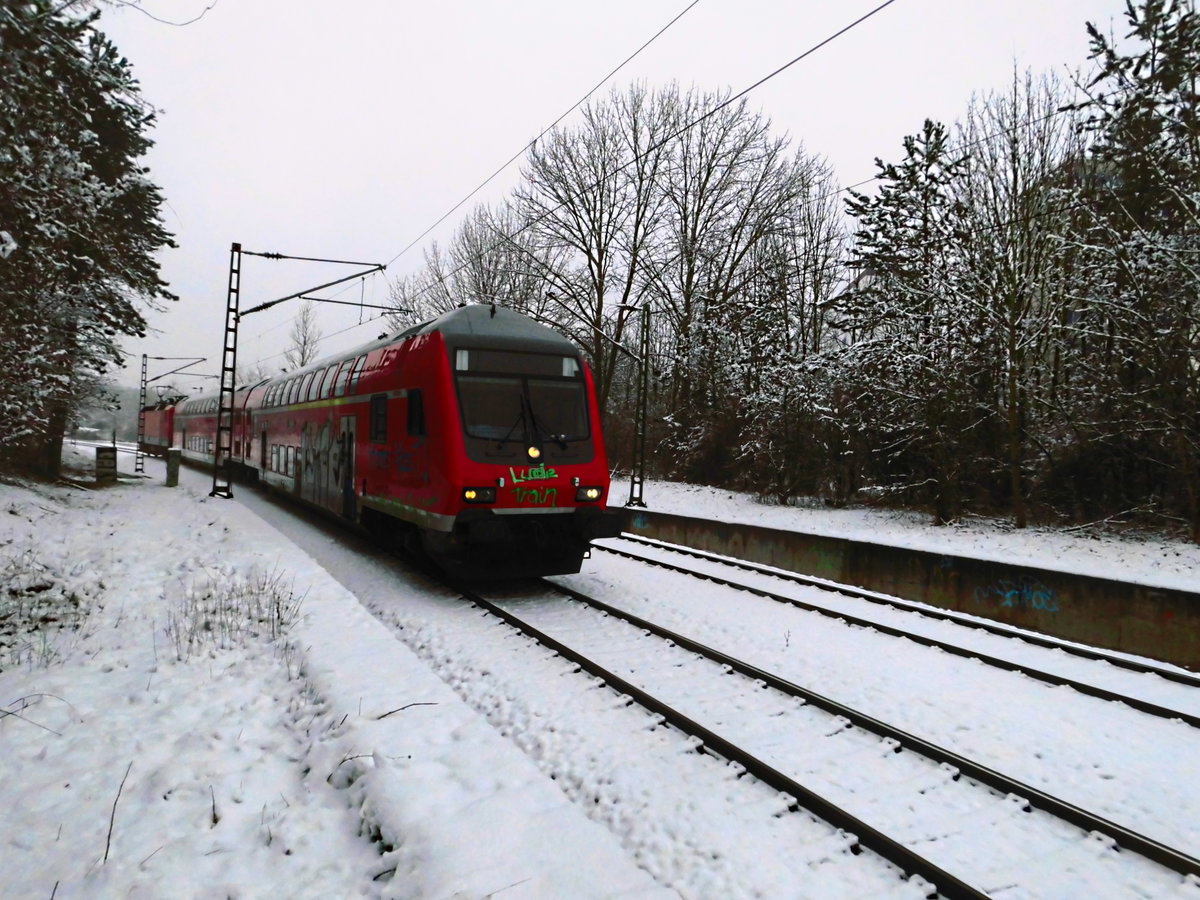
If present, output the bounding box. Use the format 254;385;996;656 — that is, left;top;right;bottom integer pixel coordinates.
383;0;704;270
374;0;904;321
243;2;907;372
250;2;1112;373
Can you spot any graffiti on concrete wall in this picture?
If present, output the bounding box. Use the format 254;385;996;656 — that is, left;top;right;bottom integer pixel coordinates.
974;575;1061;613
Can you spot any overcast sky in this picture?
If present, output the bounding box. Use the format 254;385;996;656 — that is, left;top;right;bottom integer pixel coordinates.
98;0;1127;394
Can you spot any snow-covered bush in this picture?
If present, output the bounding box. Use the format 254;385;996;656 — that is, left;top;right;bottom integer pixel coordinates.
164;566;305;663
0;543;94;671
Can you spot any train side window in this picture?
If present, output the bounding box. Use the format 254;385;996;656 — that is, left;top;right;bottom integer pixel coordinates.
285;378;299;405
320;365;336;399
348;355;366;394
301;371;316;401
334;361;352;397
407;389;425;436
370;394;388;442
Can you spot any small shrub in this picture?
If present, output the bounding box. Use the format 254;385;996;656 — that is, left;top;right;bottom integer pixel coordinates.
0;545;92;672
164;566;305;662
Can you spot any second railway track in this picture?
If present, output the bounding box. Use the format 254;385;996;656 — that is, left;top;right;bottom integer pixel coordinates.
595;535;1200;729
465;576;1200;898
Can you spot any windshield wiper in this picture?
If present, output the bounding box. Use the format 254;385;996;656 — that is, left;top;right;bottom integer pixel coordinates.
494;404;527;447
527;402;569;450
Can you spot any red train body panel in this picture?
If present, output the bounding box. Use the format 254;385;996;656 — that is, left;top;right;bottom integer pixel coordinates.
173;305;621;576
138;405;174;457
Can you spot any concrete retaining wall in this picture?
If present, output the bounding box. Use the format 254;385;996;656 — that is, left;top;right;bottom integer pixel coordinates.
621;508;1200;671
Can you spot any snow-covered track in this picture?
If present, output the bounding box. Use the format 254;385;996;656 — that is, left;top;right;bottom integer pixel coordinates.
466;579;1199;897
451;580;990;900
598;537;1200;729
612;534;1200;688
540;579;1200;884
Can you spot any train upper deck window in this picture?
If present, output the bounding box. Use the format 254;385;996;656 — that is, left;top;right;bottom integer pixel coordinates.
301;371;316;402
320;365;337;399
333;362;352;397
348;355;366;393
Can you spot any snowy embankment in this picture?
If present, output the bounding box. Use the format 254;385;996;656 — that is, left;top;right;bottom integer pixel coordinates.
0;448;668;900
611;479;1200;593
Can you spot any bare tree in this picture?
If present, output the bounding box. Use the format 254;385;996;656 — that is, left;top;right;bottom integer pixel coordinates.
955;70;1083;528
516;83;672;413
284;299;322;370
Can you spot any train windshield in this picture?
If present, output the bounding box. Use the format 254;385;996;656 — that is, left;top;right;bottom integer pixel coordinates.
455;350;589;445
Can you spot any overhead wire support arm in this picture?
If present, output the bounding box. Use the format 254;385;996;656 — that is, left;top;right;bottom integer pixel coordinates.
146;356;207;385
211;244;387;500
239;265;386;316
242;251;385;268
295;294;400;313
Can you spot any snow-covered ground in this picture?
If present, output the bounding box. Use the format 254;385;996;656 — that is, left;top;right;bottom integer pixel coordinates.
1;445;1197;898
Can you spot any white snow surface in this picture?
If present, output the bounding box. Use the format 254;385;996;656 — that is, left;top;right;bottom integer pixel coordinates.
0;446;1197;899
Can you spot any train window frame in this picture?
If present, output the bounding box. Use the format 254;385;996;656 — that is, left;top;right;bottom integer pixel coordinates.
333;361;352;398
301;371;316;402
407;389;425;436
319;365;337;399
369;394;388;443
348;355;367;394
454;353;591;445
286;377;300;405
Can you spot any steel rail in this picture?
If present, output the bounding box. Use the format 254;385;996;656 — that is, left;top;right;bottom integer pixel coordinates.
543;578;1200;882
611;534;1200;689
597;541;1200;729
451;581;991;900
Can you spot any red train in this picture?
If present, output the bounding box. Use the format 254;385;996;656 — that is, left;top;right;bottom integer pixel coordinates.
156;305;622;576
139;403;175;457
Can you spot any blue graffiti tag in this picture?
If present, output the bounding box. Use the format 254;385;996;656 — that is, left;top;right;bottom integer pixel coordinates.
973;575;1061;613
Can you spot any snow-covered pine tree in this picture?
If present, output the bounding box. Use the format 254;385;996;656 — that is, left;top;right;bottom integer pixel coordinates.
842;119;973;524
0;1;175;475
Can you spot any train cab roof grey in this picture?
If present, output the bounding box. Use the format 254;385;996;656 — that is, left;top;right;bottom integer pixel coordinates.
413;304;578;354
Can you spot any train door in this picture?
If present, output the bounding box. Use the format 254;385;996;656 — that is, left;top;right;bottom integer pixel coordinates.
339;416;357;520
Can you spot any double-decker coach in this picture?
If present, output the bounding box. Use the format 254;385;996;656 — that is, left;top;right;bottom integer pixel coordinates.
175;304;622;577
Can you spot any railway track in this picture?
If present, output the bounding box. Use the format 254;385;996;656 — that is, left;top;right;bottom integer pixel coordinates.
595;536;1200;728
200;468;1200;896
460;576;1200;898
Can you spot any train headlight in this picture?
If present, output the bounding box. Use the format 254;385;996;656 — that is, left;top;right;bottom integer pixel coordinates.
527;446;541;460
463;487;496;503
575;486;603;502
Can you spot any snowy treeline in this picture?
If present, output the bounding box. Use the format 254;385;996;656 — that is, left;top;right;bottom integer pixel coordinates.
0;2;174;475
388;0;1199;541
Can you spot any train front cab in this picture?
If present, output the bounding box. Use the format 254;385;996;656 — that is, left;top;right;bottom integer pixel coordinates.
418;311;622;577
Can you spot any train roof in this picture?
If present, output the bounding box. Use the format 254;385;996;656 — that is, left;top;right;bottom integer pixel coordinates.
178;305;577;407
411;304;578;355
